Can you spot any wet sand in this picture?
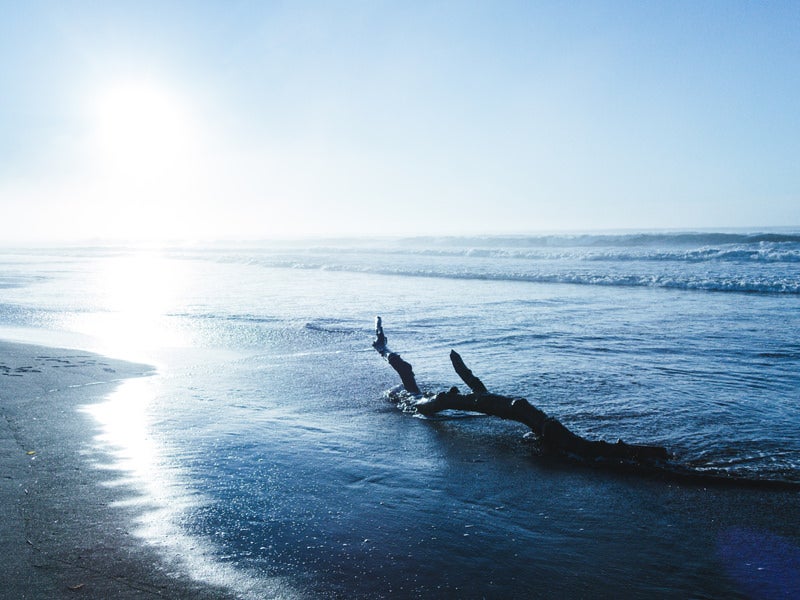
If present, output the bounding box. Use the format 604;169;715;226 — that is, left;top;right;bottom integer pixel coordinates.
0;341;236;599
4;338;799;598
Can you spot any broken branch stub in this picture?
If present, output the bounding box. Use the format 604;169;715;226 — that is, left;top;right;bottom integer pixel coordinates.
449;350;488;394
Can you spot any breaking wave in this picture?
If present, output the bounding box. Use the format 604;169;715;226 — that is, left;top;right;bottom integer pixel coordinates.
176;231;800;296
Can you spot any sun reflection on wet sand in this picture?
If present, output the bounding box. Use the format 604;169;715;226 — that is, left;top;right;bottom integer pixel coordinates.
59;249;300;597
81;361;298;598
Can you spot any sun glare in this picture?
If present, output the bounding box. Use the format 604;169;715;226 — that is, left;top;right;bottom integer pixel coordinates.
91;80;195;173
70;252;189;362
80;79;211;241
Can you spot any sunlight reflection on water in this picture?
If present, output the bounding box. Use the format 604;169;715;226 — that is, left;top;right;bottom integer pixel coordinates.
67;252;190;364
81;376;300;599
3;240;798;597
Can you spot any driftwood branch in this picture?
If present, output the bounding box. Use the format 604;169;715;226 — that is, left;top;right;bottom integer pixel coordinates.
373;316;670;465
449;350;487;394
372;317;422;396
371;317;800;489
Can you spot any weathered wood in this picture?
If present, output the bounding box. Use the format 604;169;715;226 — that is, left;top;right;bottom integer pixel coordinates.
387;353;421;396
372;317;421;396
372;317;800;488
415;378;670;463
449;350;487;393
373;316;670;465
371;316;389;357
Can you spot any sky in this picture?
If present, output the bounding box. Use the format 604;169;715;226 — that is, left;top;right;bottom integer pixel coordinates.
1;0;798;242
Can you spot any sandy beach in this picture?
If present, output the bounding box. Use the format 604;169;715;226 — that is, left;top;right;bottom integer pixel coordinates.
1;240;799;598
0;340;236;599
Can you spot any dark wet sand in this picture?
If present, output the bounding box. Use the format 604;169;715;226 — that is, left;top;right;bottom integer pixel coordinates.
0;341;237;599
5;339;798;599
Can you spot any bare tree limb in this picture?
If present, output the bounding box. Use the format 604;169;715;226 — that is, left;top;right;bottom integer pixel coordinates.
449;350;487;394
371;317;800;488
372;317;421;396
373;316;670;464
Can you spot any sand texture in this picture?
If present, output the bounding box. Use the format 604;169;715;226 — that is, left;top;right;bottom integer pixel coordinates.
0;341;236;599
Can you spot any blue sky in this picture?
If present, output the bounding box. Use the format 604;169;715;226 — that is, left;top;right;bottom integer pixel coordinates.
1;1;798;241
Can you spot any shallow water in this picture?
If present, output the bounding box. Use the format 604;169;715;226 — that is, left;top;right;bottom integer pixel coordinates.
1;234;799;598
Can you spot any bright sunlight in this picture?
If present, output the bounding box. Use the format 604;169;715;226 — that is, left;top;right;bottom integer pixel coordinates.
81;79;211;241
70;252;189;362
92;80;195;171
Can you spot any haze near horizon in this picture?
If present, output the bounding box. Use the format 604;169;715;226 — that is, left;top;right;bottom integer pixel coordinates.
1;1;798;243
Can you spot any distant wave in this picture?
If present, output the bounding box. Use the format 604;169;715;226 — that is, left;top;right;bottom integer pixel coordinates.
226;260;800;295
185;232;800;296
391;231;800;248
357;269;800;294
311;244;800;264
582;245;800;263
169;311;280;324
225;233;800;264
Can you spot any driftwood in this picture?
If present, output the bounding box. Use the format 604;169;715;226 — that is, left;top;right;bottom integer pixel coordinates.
373;317;800;489
372;316;671;465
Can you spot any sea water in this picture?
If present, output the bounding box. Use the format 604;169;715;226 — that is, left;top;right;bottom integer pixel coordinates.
1;232;799;598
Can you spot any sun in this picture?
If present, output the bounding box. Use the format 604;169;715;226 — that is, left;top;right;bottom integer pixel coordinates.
91;80;195;173
80;79;210;241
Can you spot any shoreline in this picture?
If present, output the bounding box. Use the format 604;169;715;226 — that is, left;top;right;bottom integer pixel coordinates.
0;340;238;599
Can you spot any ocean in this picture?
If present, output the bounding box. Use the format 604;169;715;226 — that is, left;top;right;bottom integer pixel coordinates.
1;231;799;598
